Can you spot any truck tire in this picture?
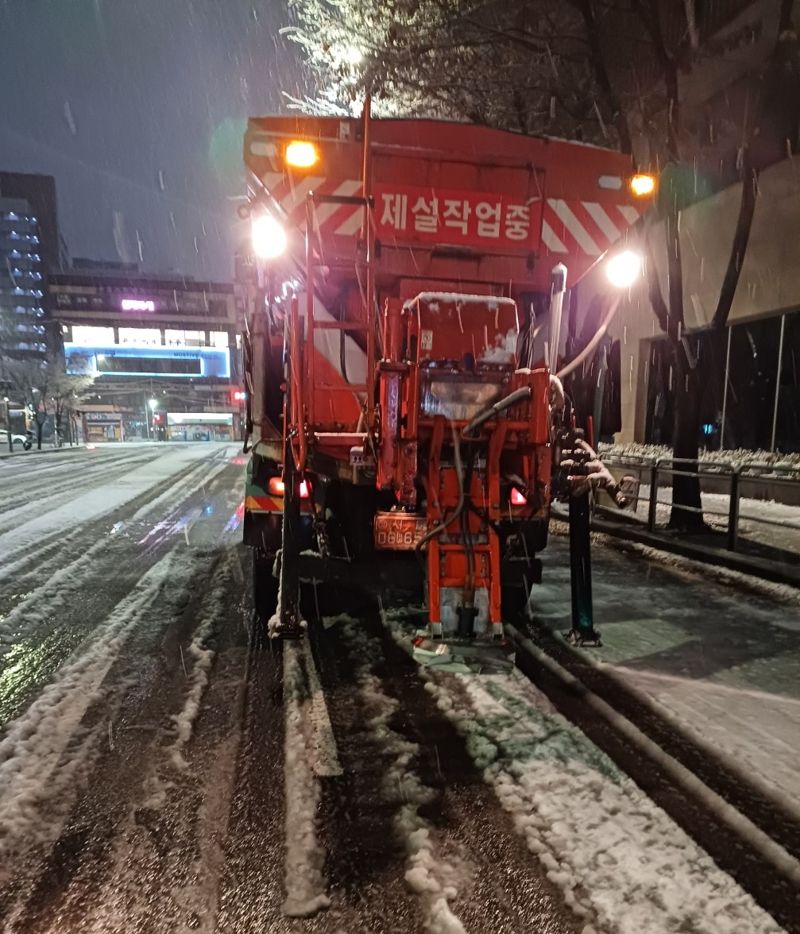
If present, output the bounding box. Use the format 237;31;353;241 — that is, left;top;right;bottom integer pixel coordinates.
253;550;279;622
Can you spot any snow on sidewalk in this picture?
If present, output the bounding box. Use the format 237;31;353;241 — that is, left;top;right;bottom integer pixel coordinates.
622;485;800;556
533;537;800;820
382;608;784;934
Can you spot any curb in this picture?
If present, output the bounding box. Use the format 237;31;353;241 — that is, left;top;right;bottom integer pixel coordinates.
0;445;86;461
507;622;800;933
589;513;800;589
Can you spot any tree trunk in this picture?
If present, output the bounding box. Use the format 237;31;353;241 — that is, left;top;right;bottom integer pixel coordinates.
668;347;707;531
575;0;633;153
36;420;43;451
660;177;709;529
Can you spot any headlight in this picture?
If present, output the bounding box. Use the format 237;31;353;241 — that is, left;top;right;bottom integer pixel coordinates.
251;213;287;260
605;250;642;289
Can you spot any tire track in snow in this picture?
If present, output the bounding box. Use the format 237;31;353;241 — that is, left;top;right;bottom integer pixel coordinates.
0;449;227;589
281;640;333;918
335;617;469;934
0;452;157;532
0;547;247;933
0;546;194;870
0;446;233;568
0;455;239;727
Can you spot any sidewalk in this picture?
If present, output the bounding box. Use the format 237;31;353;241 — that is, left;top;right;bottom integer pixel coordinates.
531;535;800;821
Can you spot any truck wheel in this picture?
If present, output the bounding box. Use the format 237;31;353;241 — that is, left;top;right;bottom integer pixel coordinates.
501;582;530;622
253;550;279;621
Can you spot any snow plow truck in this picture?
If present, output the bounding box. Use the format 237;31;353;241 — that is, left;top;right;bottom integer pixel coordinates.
240;106;649;644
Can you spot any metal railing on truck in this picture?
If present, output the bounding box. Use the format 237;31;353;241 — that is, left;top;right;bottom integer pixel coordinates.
597;455;800;555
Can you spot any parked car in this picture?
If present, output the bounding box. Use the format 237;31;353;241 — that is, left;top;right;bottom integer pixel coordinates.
0;429;28;450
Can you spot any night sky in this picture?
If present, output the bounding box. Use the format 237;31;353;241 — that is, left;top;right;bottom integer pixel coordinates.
0;0;303;281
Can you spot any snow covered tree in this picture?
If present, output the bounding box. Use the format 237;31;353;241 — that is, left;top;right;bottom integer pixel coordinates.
283;0;623;146
0;352;94;449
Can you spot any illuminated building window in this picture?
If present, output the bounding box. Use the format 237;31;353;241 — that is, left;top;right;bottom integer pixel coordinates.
119;327;161;346
165;328;205;347
209;330;229;347
71;325;115;346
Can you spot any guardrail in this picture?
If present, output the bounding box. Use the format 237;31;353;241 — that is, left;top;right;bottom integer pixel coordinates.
600;455;800;554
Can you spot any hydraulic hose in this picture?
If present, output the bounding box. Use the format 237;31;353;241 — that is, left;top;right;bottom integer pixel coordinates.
416;421;465;554
556;295;620;381
461;386;532;438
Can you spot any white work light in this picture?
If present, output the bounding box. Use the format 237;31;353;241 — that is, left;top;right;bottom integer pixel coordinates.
605;250;642;289
252;213;287;260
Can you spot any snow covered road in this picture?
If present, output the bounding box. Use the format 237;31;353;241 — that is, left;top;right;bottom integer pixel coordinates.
0;446;794;933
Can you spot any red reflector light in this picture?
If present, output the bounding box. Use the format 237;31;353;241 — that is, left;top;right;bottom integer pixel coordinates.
267;477;311;499
267;477;285;496
510;487;527;507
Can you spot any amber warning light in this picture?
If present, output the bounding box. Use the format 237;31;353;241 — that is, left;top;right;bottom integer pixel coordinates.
629;173;656;198
285;140;319;169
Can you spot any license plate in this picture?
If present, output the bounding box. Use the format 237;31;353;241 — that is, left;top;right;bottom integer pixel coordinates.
374;512;428;550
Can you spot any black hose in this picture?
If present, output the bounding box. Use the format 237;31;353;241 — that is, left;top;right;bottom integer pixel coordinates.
462;386;532;438
460;444;477;609
416;422;465;554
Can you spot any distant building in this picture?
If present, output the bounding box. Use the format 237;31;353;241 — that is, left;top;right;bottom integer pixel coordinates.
0;172;62;274
48;267;245;441
0;195;48;357
0;172;64;362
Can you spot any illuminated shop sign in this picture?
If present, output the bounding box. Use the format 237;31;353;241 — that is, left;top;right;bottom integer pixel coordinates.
121;298;155;312
63;343;231;379
167;412;234;426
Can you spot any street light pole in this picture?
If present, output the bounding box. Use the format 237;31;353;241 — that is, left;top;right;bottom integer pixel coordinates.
3;398;11;453
770;314;786;453
143;392;150;440
148;397;159;441
720;325;732;451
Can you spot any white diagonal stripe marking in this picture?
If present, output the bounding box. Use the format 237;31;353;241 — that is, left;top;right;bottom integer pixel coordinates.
313;179;362;227
280;175;325;216
549;199;601;255
541;219;568;253
335;208;366;237
618;205;640;225
260;171;283;191
582;201;621;243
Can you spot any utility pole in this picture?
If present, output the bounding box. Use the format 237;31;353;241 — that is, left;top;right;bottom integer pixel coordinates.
143;392;151;440
3;398;12;453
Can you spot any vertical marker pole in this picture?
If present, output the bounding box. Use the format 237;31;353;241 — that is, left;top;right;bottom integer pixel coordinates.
720;325;732;450
770;314;786;453
568;490;601;646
